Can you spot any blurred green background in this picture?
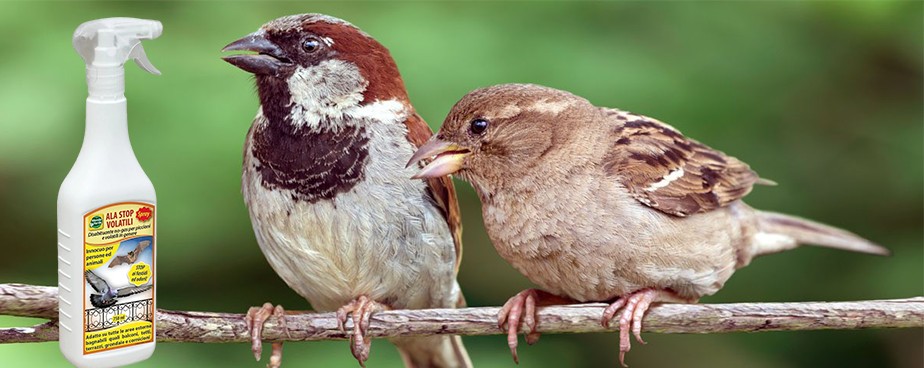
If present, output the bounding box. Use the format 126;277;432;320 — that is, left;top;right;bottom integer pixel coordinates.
0;1;921;367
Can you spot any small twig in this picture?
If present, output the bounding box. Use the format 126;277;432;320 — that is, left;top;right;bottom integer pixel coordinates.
2;284;922;344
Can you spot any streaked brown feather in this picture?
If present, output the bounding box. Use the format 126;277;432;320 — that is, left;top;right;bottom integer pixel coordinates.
404;112;464;274
603;110;765;217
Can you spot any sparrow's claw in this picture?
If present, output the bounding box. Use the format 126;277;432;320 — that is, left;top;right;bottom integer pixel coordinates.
246;303;287;368
336;307;349;333
523;296;541;345
268;342;284;368
335;295;388;367
497;289;571;364
601;298;627;329
617;295;637;367
601;289;689;367
632;296;656;345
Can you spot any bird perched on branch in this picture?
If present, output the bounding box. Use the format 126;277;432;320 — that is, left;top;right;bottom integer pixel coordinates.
408;83;889;366
222;14;470;368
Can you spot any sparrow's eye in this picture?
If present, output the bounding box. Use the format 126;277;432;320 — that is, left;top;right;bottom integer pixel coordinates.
470;118;489;135
302;37;322;53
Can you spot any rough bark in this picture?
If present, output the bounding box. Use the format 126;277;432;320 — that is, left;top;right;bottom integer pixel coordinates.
2;284;921;344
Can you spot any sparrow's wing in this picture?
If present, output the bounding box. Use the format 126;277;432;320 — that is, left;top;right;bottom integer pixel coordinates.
404;112;464;275
603;109;772;217
84;270;111;293
115;284;153;298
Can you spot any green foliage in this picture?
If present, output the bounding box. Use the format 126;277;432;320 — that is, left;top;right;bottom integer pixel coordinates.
0;1;920;367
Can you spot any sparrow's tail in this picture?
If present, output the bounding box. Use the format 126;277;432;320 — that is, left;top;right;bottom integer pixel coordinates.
752;211;890;258
391;335;472;368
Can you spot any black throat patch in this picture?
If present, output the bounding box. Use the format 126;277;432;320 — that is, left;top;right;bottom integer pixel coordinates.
251;116;370;203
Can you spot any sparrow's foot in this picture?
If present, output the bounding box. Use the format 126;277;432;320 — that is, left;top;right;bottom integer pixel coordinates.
246;302;287;368
601;289;689;367
336;295;389;367
497;289;573;364
267;342;284;368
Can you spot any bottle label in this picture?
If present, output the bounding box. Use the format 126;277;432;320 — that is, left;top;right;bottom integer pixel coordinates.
82;202;155;354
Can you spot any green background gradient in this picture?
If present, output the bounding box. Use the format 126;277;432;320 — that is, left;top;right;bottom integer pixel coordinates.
0;1;921;367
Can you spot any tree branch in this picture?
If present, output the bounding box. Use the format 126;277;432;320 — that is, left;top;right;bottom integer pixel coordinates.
2;284;922;344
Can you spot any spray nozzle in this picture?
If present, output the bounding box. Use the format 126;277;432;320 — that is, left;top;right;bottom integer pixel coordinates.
74;17;162;74
74;18;162;99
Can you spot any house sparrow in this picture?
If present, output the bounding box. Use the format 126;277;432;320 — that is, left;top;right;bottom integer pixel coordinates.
408;83;889;366
222;14;470;368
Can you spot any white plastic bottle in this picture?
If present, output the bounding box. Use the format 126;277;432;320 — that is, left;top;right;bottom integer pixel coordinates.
58;18;162;368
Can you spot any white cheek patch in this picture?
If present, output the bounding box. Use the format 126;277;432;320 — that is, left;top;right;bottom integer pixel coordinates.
349;99;405;122
286;59;368;131
645;168;684;192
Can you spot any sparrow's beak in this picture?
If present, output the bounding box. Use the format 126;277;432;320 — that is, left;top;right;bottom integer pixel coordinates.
407;138;471;179
221;30;291;76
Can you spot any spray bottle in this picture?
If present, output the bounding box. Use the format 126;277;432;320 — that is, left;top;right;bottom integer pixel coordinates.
58;18;161;367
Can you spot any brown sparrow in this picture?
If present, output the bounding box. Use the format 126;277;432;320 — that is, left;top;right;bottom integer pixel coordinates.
222;14;470;368
408;83;888;366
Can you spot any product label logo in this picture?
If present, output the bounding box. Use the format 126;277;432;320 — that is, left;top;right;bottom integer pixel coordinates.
88;215;103;230
136;207;153;222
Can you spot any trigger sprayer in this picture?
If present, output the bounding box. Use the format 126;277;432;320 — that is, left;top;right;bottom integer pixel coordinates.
58;17;161;367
